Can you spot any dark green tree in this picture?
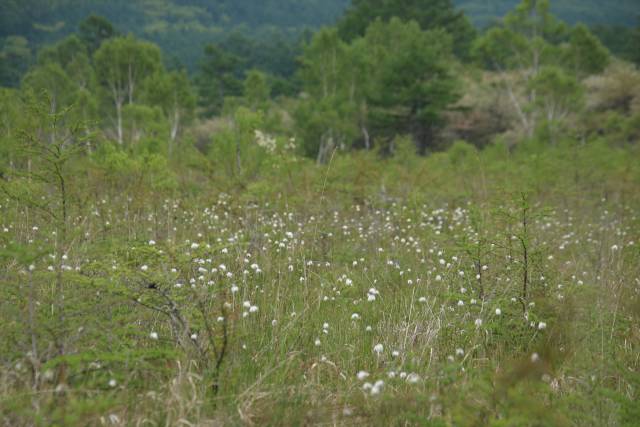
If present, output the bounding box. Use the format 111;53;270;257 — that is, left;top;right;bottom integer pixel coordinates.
196;44;243;117
564;24;610;76
78;15;117;55
243;70;271;111
0;36;32;88
338;0;476;59
360;18;461;154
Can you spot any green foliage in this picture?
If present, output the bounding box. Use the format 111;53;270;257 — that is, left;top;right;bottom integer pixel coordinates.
296;19;461;159
0;4;639;423
143;69;196;151
338;0;476;59
243;70;271;111
94;35;163;144
78;14;117;54
472;0;609;141
564;24;610;76
196;44;243;117
455;0;640;28
0;36;32;88
208;107;265;184
361;19;460;153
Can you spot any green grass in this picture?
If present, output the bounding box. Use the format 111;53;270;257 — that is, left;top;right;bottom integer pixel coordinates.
0;140;639;426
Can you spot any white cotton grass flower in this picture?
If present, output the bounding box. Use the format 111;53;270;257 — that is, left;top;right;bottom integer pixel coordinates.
531;353;540;363
314;338;321;347
351;313;360;320
249;305;259;313
538;321;547;330
140;265;149;272
495;308;502;316
108;379;117;387
474;318;483;328
357;371;370;380
373;344;384;354
406;373;421;384
148;240;156;246
370;380;384;396
149;332;158;340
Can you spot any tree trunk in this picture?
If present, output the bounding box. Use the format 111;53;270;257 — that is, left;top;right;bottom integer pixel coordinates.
116;100;123;145
361;125;370;150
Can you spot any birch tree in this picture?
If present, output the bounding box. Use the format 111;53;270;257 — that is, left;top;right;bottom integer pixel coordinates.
94;35;162;145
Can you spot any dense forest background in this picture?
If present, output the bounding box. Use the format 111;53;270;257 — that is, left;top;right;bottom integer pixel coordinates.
2;0;639;86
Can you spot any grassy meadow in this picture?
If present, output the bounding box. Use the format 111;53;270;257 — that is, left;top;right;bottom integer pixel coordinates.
1;138;639;426
2;0;640;425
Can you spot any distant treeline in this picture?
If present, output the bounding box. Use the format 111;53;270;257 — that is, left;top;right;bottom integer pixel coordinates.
1;0;638;88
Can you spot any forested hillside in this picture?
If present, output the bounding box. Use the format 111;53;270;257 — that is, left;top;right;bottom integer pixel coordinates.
455;0;639;27
1;0;638;83
0;0;350;77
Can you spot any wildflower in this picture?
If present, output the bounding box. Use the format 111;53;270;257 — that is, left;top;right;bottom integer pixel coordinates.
538;322;547;330
495;308;502;316
140;265;149;272
249;305;259;313
148;240;156;246
314;338;321;346
149;332;158;340
406;373;420;384
351;313;360;320
531;353;540;363
371;380;384;395
373;343;384;354
108;379;117;387
474;318;483;328
456;348;464;357
357;371;370;380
